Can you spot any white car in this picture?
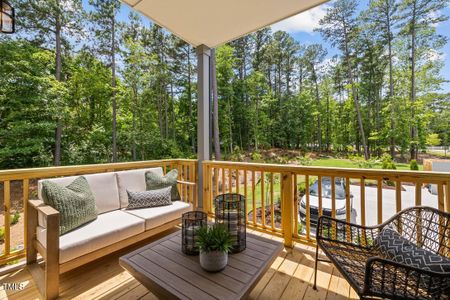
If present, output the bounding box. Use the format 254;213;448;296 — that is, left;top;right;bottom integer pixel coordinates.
299;177;353;226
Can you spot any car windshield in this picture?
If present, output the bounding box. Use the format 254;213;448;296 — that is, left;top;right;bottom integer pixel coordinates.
309;177;346;199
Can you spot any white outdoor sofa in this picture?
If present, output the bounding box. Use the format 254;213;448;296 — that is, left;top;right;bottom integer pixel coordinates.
26;167;194;299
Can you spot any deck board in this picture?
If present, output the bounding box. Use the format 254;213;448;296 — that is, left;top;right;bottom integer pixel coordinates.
0;229;359;300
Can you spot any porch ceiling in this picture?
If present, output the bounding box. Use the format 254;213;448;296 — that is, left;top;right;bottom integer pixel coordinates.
121;0;329;48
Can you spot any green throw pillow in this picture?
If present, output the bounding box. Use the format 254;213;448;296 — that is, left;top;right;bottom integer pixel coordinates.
41;176;97;235
145;169;181;201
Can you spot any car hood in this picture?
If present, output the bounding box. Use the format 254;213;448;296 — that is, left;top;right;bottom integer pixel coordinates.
301;195;348;210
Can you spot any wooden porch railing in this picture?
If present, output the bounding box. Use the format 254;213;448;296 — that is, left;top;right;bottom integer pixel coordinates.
1;158;449;266
202;161;450;247
0;159;197;266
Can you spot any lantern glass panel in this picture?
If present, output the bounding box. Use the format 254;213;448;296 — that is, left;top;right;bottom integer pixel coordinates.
214;193;246;253
182;211;207;255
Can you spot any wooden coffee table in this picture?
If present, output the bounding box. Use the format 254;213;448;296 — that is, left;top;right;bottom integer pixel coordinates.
120;230;283;300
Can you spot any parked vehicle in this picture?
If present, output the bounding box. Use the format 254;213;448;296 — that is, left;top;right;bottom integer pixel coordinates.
299;177;353;226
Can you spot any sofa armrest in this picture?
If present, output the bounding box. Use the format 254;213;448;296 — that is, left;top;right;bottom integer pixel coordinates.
29;199;45;209
177;180;196;186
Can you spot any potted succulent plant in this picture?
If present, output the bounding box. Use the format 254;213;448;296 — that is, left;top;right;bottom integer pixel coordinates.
196;224;233;272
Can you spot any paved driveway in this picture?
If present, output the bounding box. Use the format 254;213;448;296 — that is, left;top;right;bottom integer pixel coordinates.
349;184;438;226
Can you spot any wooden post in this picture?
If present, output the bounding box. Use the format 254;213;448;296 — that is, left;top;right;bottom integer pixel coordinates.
45;207;60;300
196;45;211;210
281;172;294;248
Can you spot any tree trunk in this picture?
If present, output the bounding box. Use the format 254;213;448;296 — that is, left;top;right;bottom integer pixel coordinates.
53;7;62;166
343;23;368;159
211;49;221;160
312;66;322;152
387;4;395;158
111;13;117;162
187;48;195;153
410;1;418;160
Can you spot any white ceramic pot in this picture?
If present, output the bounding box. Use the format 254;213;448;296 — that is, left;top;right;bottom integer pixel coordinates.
199;250;228;272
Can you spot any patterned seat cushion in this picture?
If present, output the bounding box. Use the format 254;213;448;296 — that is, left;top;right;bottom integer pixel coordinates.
126;186;173;209
375;227;450;273
41;176;98;235
145;169;181;201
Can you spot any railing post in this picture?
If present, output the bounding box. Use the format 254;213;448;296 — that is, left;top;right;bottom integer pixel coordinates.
202;163;211;214
281;172;294;248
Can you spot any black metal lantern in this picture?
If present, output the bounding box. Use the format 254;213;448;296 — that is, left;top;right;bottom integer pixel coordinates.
0;0;15;34
214;193;246;253
182;211;207;255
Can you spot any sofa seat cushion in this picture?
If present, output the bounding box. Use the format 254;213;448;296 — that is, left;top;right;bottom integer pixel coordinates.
36;210;145;264
116;168;164;208
38;172;120;214
124;201;192;230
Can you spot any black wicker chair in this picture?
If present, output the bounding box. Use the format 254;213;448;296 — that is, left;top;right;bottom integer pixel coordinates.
313;206;450;299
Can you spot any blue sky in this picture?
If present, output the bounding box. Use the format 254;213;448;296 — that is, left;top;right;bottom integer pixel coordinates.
107;0;450;93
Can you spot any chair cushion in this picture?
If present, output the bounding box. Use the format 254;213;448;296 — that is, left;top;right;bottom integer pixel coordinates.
41;176;97;235
38;172;120;214
375;228;450;273
124;201;192;230
116;167;164;208
145;169;180;201
126;187;172;209
36;210;145;264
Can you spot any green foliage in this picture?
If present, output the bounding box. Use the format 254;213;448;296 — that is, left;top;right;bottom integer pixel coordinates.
410;159;419;171
0;0;448;168
196;224;233;253
381;153;396;170
0;227;4;242
296;155;313;166
426;133;441;146
11;212;20;225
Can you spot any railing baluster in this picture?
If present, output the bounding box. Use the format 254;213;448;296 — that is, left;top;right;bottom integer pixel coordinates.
438;183;445;212
244;170;248;224
318;175;323;217
236;169;240;195
331;176;336;219
293;174;298;238
415;182;422;206
252;171;256;226
396;181;402;213
261;171;265;228
4;180;11;255
222;168;226;193
360;178;366;227
23;179;29;252
270;173;275;230
377;178;383;224
214;168;219;199
345;177;351;243
229;168;233;194
446;181;450;214
305;175;311;241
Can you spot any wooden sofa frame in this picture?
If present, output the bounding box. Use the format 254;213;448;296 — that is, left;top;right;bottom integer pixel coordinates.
26;180;196;300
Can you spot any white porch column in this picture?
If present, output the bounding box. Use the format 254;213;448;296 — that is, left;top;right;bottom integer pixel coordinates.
196;44;211;209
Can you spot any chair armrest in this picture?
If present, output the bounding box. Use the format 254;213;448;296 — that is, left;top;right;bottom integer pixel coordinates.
177;180;196;186
28;199;45;209
316;215;379;248
363;257;449;298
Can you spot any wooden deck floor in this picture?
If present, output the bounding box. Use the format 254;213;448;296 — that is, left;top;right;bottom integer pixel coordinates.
0;229;359;300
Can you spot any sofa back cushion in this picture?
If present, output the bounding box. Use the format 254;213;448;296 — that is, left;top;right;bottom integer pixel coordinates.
41;176;97;235
38;172;120;214
116;167;164;208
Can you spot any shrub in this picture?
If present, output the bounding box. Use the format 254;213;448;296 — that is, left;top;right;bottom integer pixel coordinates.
296;154;312;166
381;153;396;170
410;159;419;170
0;227;4;242
196;224;233;253
251;151;262;161
11;211;20;225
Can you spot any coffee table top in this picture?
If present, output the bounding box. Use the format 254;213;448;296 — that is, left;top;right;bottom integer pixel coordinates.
120;230;283;300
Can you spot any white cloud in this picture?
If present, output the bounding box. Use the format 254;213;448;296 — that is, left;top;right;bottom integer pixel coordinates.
271;5;327;34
